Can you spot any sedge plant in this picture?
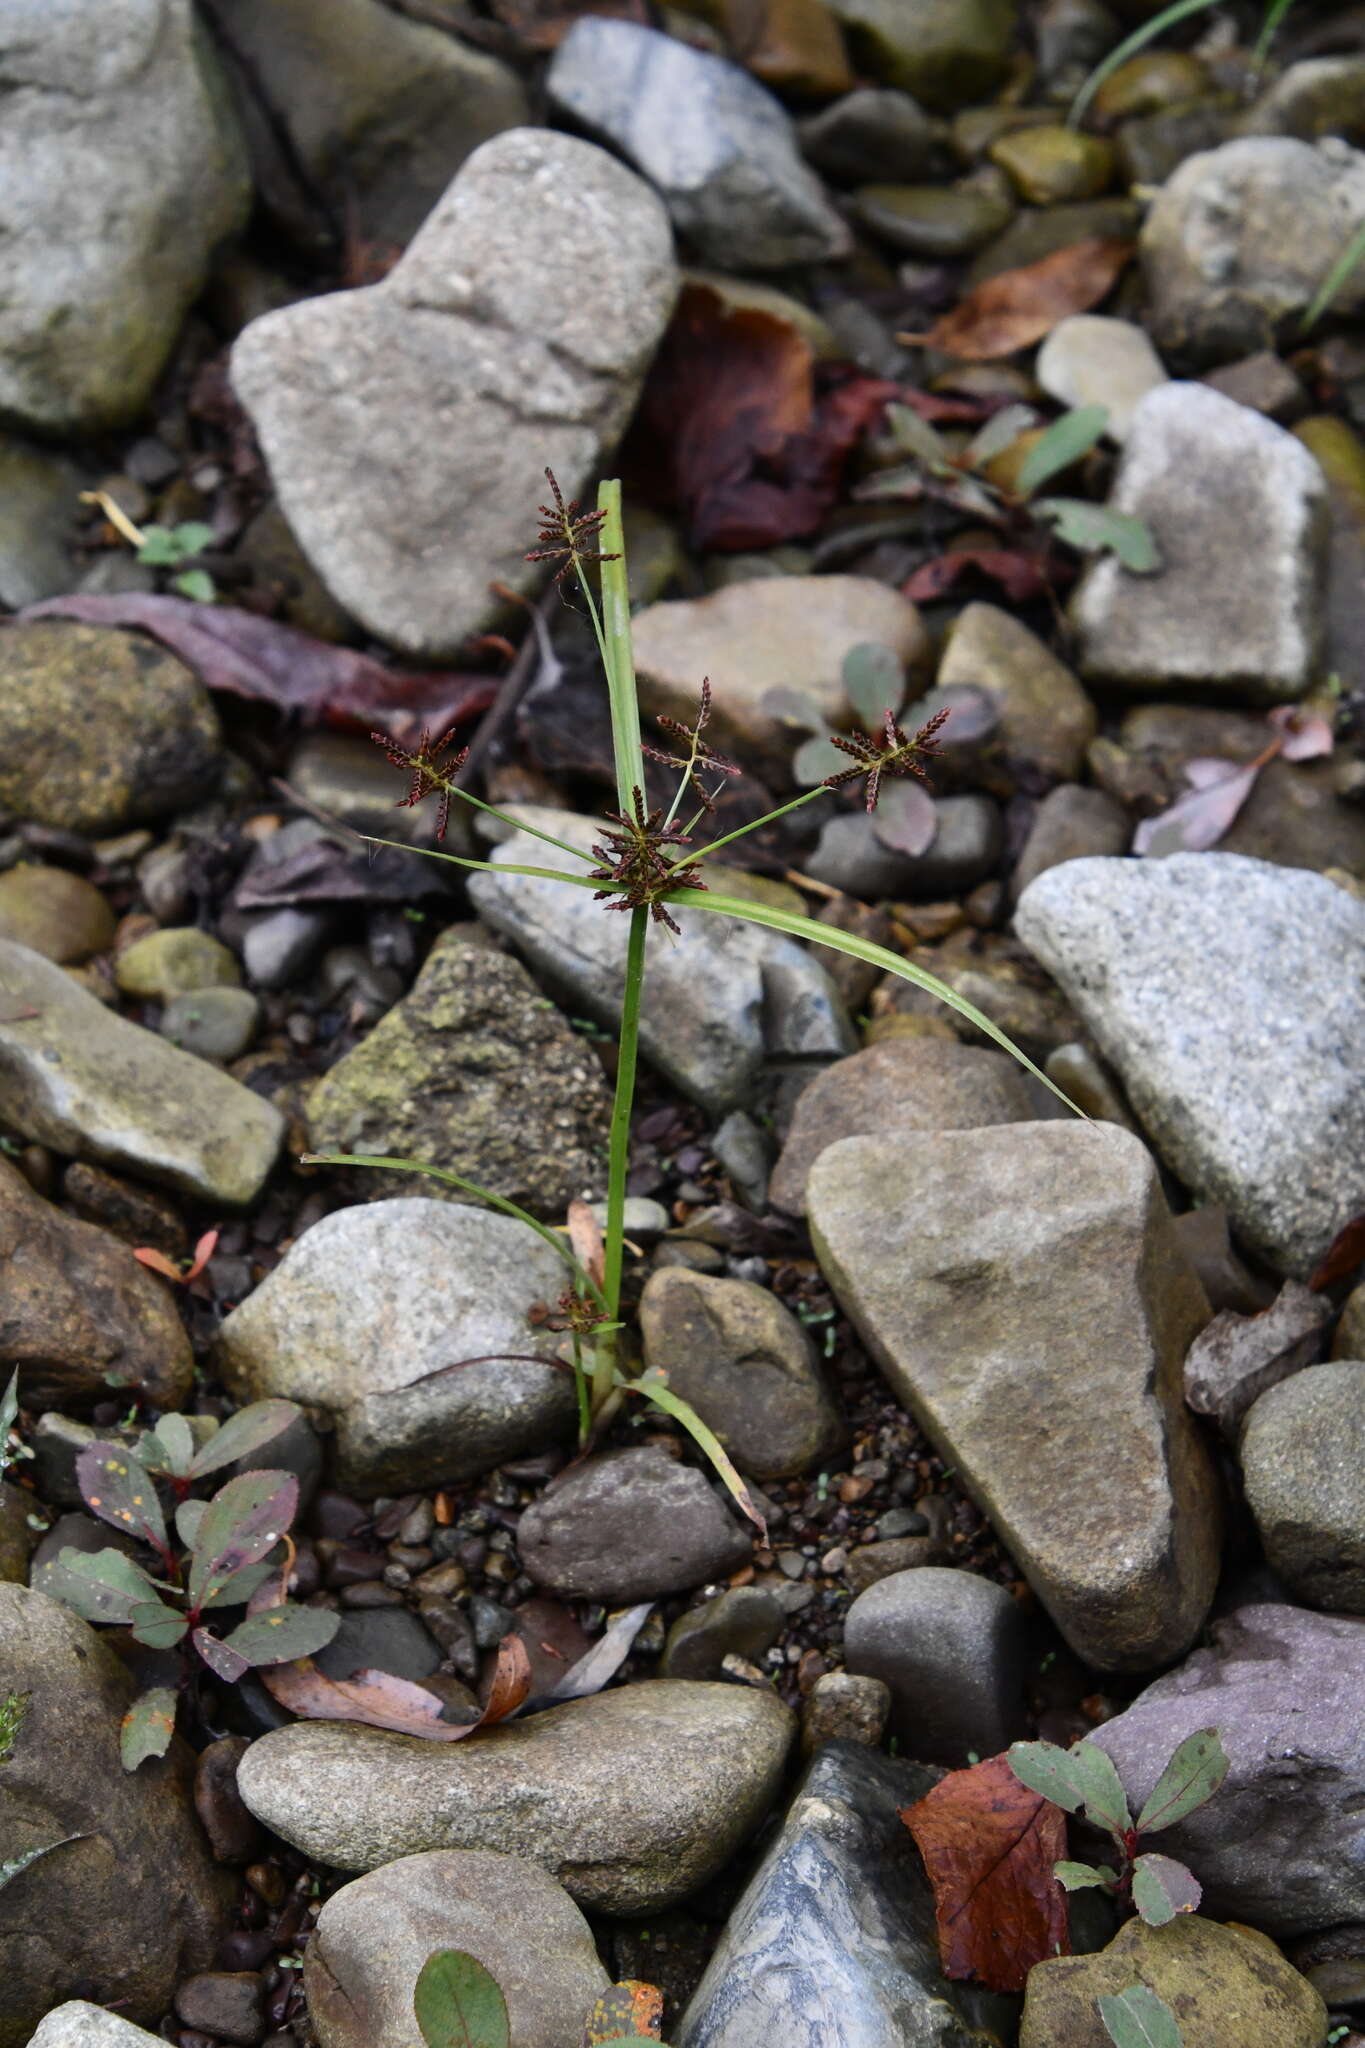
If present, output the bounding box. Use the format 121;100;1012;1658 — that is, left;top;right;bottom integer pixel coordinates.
312;474;1078;1532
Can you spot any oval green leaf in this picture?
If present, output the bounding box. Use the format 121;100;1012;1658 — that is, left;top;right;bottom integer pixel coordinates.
1134;1728;1229;1834
842;642;905;730
1131;1852;1201;1926
47;1546;156;1625
188;1399;301;1480
188;1470;298;1610
120;1685;179;1770
1071;1740;1133;1837
220;1603;340;1668
1016;405;1109;497
1097;1984;1185;2048
76;1441;168;1554
413;1947;510;2048
1005;1739;1090;1813
139;1413;196;1479
130;1600;189;1650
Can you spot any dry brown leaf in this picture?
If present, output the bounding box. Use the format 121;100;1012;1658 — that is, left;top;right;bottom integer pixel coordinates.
901;1752;1071;1993
261;1631;531;1740
904;239;1134;361
567;1197;607;1294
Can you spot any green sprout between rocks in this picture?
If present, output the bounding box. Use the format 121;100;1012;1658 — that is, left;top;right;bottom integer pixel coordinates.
317;472;1079;1533
415;1949;668;2048
40;1398;337;1769
1007;1727;1229;1925
80;487;217;603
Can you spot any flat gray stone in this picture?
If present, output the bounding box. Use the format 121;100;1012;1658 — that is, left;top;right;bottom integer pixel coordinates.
516;1446;751;1603
0;940;283;1207
1141;136;1365;365
677;1741;1013;2048
303;1850;608;2048
468;810;854;1115
1240;1361;1365;1613
808;1120;1221;1671
214;1198;575;1497
0;1586;230;2044
1015;854;1365;1277
0;436;85;608
661;1586;786;1681
1071;383;1329;701
237;1680;795;1913
0;0;249;434
547;19;849;270
232;129;677;657
1035;315;1168;442
844;1566;1030;1766
27;2008;166;2048
1089;1602;1365;1935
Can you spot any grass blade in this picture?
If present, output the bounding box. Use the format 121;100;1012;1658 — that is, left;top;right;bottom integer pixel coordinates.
1016;405;1109;497
597;479;647;812
623;1367;768;1540
601;906;648;1361
671;888;1081;1113
1252;0;1299;70
1070;0;1221;128
1302;214;1365;333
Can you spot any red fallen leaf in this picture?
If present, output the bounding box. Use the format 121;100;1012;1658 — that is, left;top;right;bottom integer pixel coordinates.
903;548;1058;604
899;388;996;424
15;595;496;745
581;1981;664;2044
622;281;898;550
260;1629;531;1739
1132;755;1264;857
1267;704;1335;760
901;1752;1071;1994
904;239;1134;361
133;1227;219;1287
1310;1210;1365;1291
871;780;938;858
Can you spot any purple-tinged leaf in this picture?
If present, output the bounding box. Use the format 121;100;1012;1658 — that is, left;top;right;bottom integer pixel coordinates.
137;1413;195;1479
1131;1852;1202;1925
130;1601;189;1650
1134;1728;1229;1833
793;732;848;786
175;1499;207;1549
187;1470;298;1610
120;1686;179;1770
843;642;905;730
188;1399;301;1480
47;1547;156;1625
219;1603;340;1669
1132;758;1261;857
200;1558;277;1611
77;1442;168;1554
192;1627;251;1684
1268;704;1334;760
871;780;938;857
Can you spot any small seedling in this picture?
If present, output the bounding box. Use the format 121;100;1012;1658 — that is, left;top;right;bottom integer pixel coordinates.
414;1950;668;2048
42;1399;336;1768
861;401;1159;574
1007;1728;1229;1925
1098;1984;1184;2048
0;1369;32;1482
0;1689;27;1762
79;488;216;602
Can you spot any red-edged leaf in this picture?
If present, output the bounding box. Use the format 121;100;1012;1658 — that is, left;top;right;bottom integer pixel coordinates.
903;548;1058;603
871;780;938;857
76;1441;169;1555
1131;1853;1202;1925
17;595;497;745
261;1631;531;1741
187;1470;298;1609
904;239;1134;360
130;1600;189;1649
1310;1210;1365;1291
901;1752;1071;1994
1132;757;1262;857
581;1982;664;2045
133;1227;219;1287
1268;704;1334;760
621;281;896;550
131;1246;184;1281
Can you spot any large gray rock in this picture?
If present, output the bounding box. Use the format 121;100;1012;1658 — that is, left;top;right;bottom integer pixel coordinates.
770;1037;1036;1217
936;601;1097;792
0;1157;192;1414
1240;1362;1365;1613
232;130;677;658
237;1680;795;1913
468;811;854;1115
1141;136;1365;365
0;437;85;609
303;1850;608;2048
1071;383;1329;701
1089;1602;1365;1935
843;1567;1030;1766
215;1199;575;1497
0;1586;230;2047
825;0;1017;111
0;941;283;1207
306;930;610;1221
1015;854;1365;1277
0;624;222;836
516;1446;751;1602
546;20;849;270
27;2009;166;2048
808;1120;1221;1671
0;0;249;434
207;0;528;247
677;1742;1012;2048
638;1268;843;1479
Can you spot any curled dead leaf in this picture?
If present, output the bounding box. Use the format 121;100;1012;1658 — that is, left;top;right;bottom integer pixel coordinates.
902;239;1134;361
261;1627;531;1739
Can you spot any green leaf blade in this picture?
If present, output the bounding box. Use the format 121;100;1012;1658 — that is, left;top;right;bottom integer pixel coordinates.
413;1948;510;2048
1053;1860;1119;1891
1131;1851;1202;1925
842;642;905;729
139;1412;195;1479
1071;1740;1133;1836
129;1600;189;1650
120;1686;179;1770
596;479;646;816
1005;1739;1090;1813
1069;0;1222;127
220;1603;341;1668
1097;1985;1185;2048
188;1398;301;1480
1017;406;1110;497
187;1469;298;1610
1303;214;1365;333
0;1368;20;1477
46;1547;157;1625
1034;497;1161;572
1134;1728;1229;1833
